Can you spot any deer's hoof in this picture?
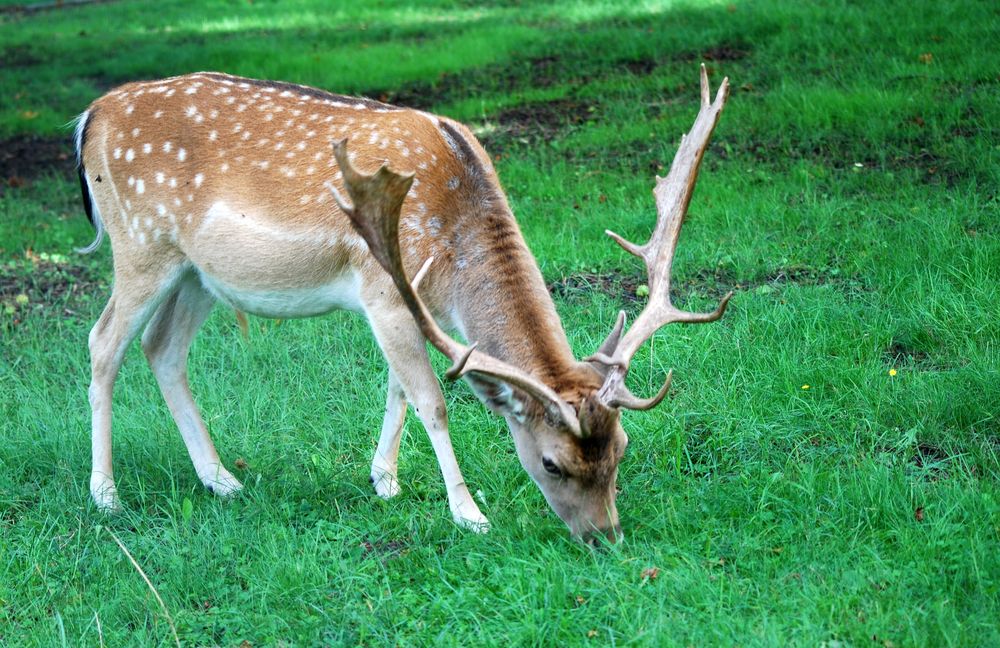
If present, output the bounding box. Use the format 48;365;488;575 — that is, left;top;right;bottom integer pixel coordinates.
453;509;491;534
371;470;401;499
200;466;243;498
90;474;121;513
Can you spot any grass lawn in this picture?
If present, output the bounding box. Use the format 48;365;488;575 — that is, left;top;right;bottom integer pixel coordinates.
1;0;998;645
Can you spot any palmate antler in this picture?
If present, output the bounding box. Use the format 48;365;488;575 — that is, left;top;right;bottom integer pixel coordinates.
590;64;733;410
328;140;583;436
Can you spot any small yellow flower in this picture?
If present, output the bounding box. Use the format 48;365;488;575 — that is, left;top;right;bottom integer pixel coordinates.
801;384;810;390
889;368;897;376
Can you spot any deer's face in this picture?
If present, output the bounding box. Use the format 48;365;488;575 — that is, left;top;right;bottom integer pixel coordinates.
507;395;627;544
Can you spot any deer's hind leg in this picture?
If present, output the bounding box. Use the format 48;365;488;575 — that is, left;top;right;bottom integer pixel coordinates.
371;371;406;499
88;260;188;511
140;272;242;498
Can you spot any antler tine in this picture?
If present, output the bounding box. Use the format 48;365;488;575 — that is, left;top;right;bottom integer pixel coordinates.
596;65;732;410
330;140;582;436
609;370;672;411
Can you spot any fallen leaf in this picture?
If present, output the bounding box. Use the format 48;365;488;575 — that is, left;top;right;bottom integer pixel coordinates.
915;506;925;522
587;629;598;639
235;457;248;470
919;53;933;64
641;566;660;581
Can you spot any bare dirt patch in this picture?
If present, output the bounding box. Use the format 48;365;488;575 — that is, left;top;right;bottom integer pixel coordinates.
683;44;752;62
548;263;870;308
478;98;598;152
359;538;409;564
548;270;643;304
0;134;75;190
371;52;665;111
0;255;106;327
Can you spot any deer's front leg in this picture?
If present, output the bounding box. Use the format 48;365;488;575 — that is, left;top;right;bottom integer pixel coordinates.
364;299;489;532
371;371;406;499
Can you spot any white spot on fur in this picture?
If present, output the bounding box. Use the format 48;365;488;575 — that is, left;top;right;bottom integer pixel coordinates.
125;105;134;115
194;173;204;188
157;204;166;216
113;148;122;159
209;130;218;142
186;105;198;118
220;163;230;172
136;179;145;194
163;141;173;153
448;176;460;190
143;143;152;154
155;172;165;184
127;176;135;187
125;149;135;162
178;148;187;162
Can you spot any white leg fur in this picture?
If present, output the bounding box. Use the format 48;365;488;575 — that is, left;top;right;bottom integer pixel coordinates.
141;274;242;497
365;298;490;532
371;372;406;499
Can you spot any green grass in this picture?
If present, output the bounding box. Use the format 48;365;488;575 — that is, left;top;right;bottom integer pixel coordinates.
2;0;999;645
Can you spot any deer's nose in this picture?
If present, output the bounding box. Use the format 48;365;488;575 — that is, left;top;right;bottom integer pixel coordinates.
581;524;624;547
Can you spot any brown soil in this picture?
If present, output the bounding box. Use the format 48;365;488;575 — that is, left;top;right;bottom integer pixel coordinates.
479;98;598;152
548;270;644;303
0;258;107;326
0;134;75;190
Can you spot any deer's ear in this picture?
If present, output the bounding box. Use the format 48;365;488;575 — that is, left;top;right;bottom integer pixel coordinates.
464;374;526;423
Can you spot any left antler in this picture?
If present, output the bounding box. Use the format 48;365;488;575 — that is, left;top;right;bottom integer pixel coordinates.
592;64;733;410
329;140;583;436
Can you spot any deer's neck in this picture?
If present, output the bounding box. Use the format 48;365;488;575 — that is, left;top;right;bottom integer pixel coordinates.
447;204;577;385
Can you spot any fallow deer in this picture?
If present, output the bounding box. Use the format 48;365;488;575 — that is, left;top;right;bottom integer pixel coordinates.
75;65;730;543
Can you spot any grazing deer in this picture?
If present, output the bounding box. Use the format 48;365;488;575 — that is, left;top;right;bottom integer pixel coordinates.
75;65;730;543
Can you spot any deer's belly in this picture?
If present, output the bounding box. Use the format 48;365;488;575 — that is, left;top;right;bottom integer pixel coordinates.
198;270;363;318
189;200;366;318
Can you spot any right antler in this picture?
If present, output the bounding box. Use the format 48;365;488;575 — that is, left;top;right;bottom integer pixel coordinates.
591;65;733;411
329;140;583;436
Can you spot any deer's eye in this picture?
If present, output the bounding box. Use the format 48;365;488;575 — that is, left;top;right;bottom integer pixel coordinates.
542;456;562;477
